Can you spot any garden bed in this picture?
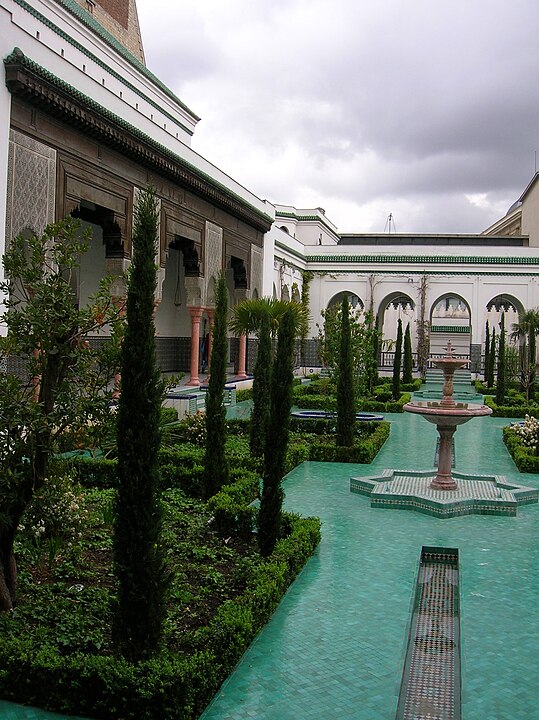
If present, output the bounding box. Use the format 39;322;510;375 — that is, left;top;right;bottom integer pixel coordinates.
503;424;539;473
0;412;389;718
0;482;320;720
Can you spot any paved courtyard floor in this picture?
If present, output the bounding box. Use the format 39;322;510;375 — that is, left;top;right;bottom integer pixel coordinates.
3;411;539;719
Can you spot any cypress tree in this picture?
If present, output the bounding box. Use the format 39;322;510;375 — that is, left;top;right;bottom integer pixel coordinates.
484;321;490;385
250;312;272;456
488;326;496;389
336;298;355;447
113;187;168;660
365;311;379;396
403;322;413;384
204;272;229;499
392;318;403;400
496;312;506;404
259;309;295;557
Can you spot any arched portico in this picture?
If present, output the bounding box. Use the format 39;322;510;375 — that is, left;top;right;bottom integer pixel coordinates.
327;291;364;311
377;292;416;341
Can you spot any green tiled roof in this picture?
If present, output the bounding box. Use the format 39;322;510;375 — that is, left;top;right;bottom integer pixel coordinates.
275;211;337;235
14;0;199;133
431;326;471;333
306;254;539;265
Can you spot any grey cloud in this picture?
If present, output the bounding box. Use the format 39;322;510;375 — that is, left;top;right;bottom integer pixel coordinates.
137;0;539;233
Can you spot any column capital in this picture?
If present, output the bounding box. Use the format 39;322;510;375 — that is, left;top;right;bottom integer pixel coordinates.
188;305;204;321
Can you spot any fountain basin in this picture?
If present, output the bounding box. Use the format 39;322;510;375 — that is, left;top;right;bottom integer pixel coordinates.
404;401;492;426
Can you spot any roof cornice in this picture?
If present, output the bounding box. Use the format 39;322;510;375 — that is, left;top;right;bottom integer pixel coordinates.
4;48;273;233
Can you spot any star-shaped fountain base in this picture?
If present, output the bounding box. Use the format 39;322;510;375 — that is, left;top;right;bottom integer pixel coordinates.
350;469;538;518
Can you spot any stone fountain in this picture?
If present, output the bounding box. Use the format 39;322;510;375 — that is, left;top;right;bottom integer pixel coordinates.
403;342;492;490
350;342;539;517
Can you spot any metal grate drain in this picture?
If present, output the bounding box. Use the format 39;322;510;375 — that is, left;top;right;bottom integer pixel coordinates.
396;547;461;720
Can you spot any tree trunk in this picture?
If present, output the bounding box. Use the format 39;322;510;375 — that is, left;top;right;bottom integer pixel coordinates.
0;527;18;611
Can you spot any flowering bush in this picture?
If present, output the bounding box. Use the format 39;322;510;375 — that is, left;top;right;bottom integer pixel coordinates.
18;470;88;544
179;411;207;447
511;414;539;456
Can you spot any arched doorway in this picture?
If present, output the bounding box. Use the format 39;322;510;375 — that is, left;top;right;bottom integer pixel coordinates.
327;291;364;311
377;292;415;368
430;294;471;359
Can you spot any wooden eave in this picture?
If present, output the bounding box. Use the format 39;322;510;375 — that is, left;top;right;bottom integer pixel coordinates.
4;49;273;234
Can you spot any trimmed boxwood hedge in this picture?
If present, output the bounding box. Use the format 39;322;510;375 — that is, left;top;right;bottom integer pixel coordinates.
503;426;539;472
484;396;539;418
304;422;390;463
290;392;411;413
0;514;320;720
207;470;260;538
65;446;207;494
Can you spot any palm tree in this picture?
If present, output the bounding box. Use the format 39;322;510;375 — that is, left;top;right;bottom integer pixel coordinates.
510;308;539;400
230;297;308;455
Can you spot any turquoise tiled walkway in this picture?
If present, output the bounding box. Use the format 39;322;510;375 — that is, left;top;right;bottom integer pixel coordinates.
3;412;539;719
201;413;539;719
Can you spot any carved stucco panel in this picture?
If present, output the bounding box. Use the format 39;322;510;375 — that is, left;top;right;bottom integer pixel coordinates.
250;244;263;297
204;221;223;307
6;130;56;242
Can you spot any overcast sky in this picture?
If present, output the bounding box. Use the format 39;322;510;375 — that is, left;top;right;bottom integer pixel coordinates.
136;0;539;234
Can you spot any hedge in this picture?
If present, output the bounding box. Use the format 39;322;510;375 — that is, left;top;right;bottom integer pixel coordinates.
484;396;539;418
292;387;411;413
0;515;320;720
305;422;390;463
207;470;260;538
66;446;206;494
235;388;253;403
503;426;539;472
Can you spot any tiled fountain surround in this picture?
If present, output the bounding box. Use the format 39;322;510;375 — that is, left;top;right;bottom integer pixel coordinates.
2;412;539;719
351;469;538;517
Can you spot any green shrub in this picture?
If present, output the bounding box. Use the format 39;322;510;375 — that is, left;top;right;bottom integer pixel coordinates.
306;422;390;463
66;456;119;489
357;393;411;413
373;386;392;402
401;378;422;392
226;418;250;435
285;442;311;472
207;471;260;538
160;407;179;424
235;388;253;403
19;470;87;545
292;388;410;413
485;396;539;418
503;425;539;472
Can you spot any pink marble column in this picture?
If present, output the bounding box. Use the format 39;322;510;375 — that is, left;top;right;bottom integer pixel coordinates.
187;306;203;386
236;334;248;379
